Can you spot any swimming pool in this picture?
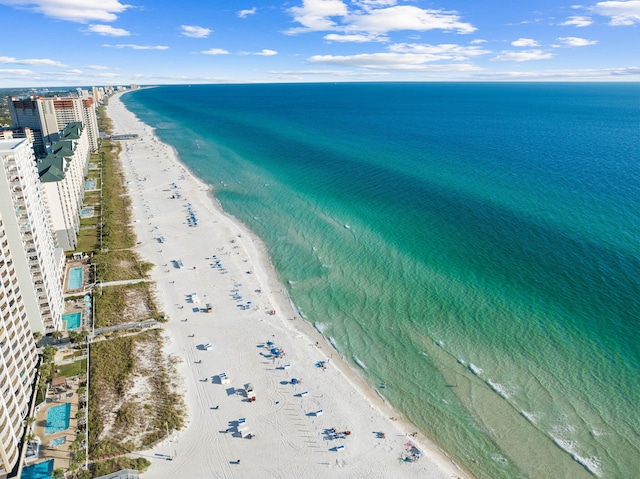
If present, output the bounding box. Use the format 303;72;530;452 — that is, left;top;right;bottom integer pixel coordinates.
21;459;53;479
63;312;82;330
45;403;71;435
50;435;66;447
67;267;83;290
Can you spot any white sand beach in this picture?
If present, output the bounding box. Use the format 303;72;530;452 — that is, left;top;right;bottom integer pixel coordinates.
107;91;469;479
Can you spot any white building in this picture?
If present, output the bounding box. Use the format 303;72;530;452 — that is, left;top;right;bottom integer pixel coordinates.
8;95;100;155
0;210;38;477
39;122;90;251
0;138;64;334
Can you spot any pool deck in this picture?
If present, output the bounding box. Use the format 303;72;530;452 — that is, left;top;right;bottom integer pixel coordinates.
33;375;82;471
64;262;87;294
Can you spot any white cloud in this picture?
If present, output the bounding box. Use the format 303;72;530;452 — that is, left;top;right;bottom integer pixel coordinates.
470;39;487;44
0;0;132;23
308;51;483;71
86;64;111;70
353;0;397;8
104;44;169;50
324;33;388;42
345;6;476;34
558;36;598;46
63;69;83;74
0;55;66;67
241;49;278;56
491;49;555;62
388;43;491;59
0;68;33;76
238;7;257;18
286;1;475;35
200;48;229;55
511;38;539;47
287;0;349;33
560;15;594;26
181;25;212;38
591;0;640;25
87;24;130;36
476;66;640;80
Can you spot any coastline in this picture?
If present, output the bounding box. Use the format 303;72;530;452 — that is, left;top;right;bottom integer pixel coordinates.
107;90;470;478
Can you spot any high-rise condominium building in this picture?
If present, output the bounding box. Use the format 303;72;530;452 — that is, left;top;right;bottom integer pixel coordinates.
8;96;99;156
38;122;90;251
0;209;38;477
0;138;64;334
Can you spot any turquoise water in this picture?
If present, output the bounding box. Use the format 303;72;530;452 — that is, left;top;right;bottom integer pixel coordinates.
45;403;71;435
21;459;53;479
123;83;640;479
67;267;83;290
63;312;81;330
49;435;66;447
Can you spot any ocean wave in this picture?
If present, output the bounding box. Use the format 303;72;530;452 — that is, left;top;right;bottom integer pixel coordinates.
572;454;602;477
519;410;538;424
486;379;512;399
491;453;509;467
354;356;367;369
469;363;484;376
315;322;330;334
552;437;578;454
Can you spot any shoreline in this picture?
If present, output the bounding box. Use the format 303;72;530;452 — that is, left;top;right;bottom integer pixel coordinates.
107;90;470;478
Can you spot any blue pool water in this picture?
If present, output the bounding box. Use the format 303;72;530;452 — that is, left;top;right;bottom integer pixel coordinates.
67;267;83;290
45;403;71;435
63;312;81;330
49;435;66;447
21;459;53;479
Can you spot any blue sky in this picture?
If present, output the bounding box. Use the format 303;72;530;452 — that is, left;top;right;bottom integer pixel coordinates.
0;0;639;86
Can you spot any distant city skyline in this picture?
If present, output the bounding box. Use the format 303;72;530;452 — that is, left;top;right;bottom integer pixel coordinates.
0;0;639;87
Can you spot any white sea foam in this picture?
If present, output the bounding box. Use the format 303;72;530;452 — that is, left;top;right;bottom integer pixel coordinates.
328;336;338;350
520;410;538;424
486;379;511;399
315;322;329;334
436;340;444;347
572;454;603;477
553;437;578;454
469;363;483;376
354;356;367;369
491;453;509;466
457;358;466;365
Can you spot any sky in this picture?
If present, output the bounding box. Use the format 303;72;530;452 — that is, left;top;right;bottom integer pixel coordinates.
0;0;639;87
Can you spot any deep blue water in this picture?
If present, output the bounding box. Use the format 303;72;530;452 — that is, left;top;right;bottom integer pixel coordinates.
122;82;640;478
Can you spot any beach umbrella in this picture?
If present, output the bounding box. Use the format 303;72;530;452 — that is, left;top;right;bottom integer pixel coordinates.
291;378;299;384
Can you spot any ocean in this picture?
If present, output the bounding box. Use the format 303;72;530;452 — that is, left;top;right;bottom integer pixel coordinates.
121;83;640;478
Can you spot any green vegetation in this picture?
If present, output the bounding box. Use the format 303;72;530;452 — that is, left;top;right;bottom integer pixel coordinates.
89;457;151;477
93;249;152;283
88;331;185;459
57;358;87;378
36;345;58;403
94;281;162;328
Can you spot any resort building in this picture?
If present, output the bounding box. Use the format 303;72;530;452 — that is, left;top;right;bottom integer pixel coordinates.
7;95;100;156
38;122;90;251
0;138;65;334
0;209;39;478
